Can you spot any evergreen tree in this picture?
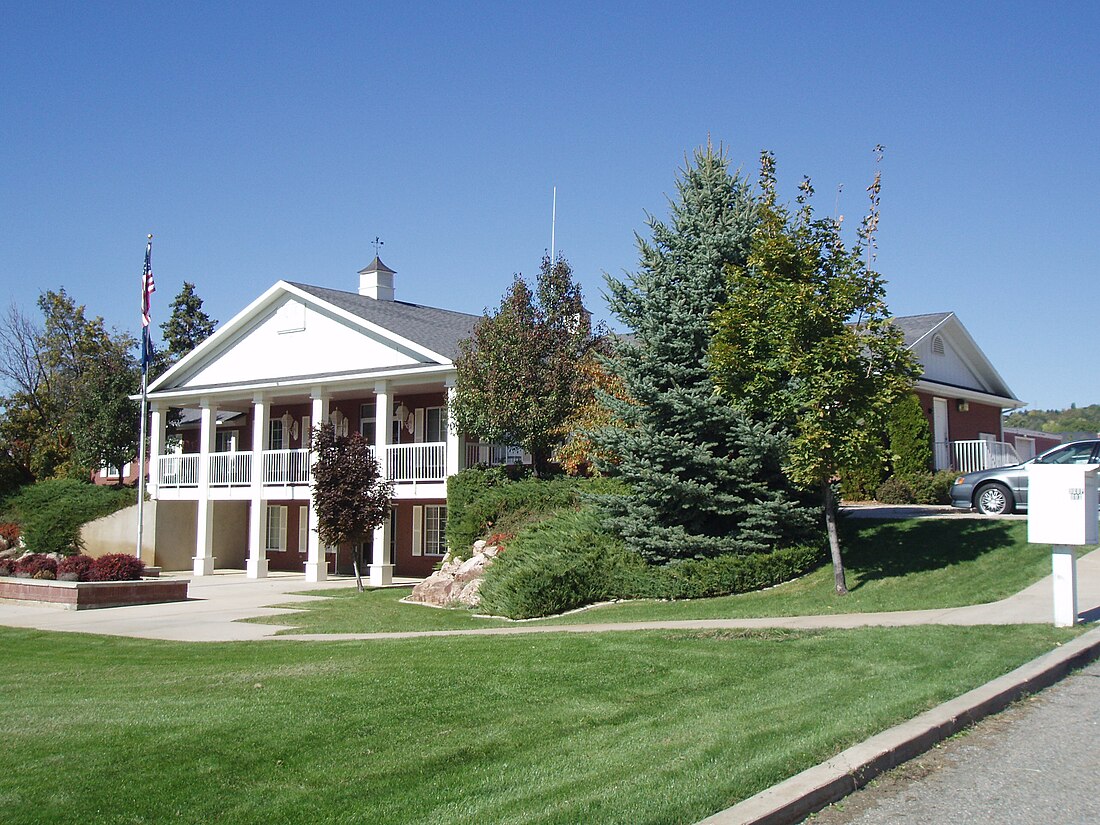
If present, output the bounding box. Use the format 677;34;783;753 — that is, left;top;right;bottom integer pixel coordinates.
886;393;933;476
155;282;217;374
593;144;816;564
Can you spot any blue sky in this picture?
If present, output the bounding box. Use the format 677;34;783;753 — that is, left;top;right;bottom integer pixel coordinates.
2;1;1096;411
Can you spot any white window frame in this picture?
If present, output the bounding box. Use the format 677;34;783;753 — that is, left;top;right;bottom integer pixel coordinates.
424;406;448;443
215;429;239;452
424;505;447;557
265;505;288;551
298;505;309;552
268;419;286;450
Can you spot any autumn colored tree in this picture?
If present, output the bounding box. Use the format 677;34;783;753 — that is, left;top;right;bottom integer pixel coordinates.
452;254;595;476
310;423;393;591
710;150;917;593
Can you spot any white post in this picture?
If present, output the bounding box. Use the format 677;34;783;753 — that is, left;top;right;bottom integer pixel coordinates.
305;390;329;581
370;381;394;586
445;379;461;476
1052;545;1078;628
193;400;217;576
246;394;270;578
148;403;164;496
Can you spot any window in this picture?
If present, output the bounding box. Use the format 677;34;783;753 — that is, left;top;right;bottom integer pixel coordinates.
389;510;397;565
359;403;375;438
425;407;448;443
424;505;447;556
268;419;285;450
1036;443;1097;465
298;505;309;552
215;430;238;452
265;505;288;551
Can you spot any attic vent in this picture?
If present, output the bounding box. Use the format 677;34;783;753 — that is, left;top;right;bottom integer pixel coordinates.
931;334;945;356
276;300;306;334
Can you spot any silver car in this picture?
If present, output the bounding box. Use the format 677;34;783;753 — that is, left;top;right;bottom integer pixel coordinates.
950;440;1100;515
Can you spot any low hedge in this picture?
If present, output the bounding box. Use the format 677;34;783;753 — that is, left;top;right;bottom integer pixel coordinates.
477;507;825;619
876;470;959;505
2;479;135;555
6;553;145;582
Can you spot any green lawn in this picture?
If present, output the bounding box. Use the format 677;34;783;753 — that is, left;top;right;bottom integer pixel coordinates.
0;624;1076;824
253;518;1064;635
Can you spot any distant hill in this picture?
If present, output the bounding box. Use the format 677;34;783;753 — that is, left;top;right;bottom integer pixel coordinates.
1004;404;1100;435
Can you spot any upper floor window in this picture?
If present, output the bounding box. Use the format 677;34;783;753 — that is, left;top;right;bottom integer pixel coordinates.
425;407;448;443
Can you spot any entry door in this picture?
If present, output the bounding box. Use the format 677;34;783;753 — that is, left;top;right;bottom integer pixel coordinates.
932;398;950;470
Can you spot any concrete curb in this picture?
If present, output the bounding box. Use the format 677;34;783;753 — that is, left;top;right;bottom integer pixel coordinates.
697;624;1100;825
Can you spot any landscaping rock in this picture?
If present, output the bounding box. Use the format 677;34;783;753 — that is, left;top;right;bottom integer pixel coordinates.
407;543;502;607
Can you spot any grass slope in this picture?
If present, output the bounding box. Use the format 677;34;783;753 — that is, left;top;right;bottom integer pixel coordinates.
0;625;1075;825
252;518;1058;635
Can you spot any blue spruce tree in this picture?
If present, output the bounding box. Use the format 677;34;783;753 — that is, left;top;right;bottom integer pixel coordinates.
595;144;816;564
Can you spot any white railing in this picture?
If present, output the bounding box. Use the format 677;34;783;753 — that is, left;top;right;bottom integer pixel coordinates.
385;442;447;482
208;451;252;486
157;454;199;487
935;440;1020;473
263;448;312;485
464;442;524;468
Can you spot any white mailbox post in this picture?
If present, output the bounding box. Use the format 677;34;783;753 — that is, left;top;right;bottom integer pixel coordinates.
1026;463;1100;627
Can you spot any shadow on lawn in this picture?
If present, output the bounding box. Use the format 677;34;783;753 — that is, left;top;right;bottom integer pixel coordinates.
838;518;1020;590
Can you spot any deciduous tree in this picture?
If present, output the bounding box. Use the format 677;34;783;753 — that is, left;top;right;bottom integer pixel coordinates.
310;423;393;591
710;150;917;593
452;255;594;476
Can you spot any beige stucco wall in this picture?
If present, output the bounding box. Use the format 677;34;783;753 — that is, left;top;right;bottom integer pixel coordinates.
80;499;253;572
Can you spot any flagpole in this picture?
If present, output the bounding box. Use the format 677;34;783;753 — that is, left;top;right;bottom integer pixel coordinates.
136;234;153;561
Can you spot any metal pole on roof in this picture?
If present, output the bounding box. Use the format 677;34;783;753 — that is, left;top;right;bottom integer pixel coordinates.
550;186;556;263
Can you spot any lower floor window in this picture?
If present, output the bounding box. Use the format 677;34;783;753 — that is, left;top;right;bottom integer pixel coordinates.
266;505;287;551
424;505;447;556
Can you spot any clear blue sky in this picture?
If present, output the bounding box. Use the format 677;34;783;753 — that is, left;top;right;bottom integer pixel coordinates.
2;1;1096;411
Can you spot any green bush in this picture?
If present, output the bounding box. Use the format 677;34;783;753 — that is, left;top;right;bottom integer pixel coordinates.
477;507;825;619
446;467;622;551
3;479;135;555
875;476;917;505
839;453;886;501
929;470;960;505
887;393;934;475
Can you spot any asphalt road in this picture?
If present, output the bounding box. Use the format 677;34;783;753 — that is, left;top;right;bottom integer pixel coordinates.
807;657;1100;825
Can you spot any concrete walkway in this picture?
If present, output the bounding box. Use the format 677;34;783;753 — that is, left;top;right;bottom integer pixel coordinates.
2;550;1099;642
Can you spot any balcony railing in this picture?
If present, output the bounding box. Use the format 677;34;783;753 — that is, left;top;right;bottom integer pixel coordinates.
155;444;453;489
263;448;312;485
935;440;1020;474
385;442;447;482
209;451;252;486
157;454;199;487
464;442;525;468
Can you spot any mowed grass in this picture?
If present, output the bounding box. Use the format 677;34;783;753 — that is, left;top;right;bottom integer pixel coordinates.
0;624;1076;825
254;518;1063;634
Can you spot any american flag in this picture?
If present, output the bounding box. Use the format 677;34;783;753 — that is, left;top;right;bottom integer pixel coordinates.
141;239;155;328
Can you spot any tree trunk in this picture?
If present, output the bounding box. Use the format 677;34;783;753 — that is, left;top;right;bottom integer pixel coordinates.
352;542;364;592
823;482;848;595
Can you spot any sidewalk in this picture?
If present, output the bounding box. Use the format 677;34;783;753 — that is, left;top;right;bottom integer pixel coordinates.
1;550;1098;642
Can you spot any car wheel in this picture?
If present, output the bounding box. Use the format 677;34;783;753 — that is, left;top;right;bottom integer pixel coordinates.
975;483;1014;515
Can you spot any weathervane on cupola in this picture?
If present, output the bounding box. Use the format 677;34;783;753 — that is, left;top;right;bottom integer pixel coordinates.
358;237;396;301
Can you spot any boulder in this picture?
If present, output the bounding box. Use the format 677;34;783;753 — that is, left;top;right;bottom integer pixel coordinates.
407;542;502;607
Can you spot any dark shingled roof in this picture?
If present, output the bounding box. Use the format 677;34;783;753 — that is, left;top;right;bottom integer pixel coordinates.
289;282;480;362
891;312;953;347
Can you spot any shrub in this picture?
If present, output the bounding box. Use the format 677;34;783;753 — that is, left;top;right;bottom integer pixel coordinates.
446;467;622;551
89;553;145;582
839;453;885;501
2;479;134;555
875;476;917;505
0;559;13;577
57;554;96;582
0;522;20;546
929;470;959;505
477;507;825;619
886;393;934;475
14;554;58;579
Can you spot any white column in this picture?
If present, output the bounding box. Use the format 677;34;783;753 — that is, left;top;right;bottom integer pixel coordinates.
1052;545;1078;627
247;394;270;578
193;400;217;576
148;402;165;495
445;379;461;475
305;390;330;582
370;380;394;586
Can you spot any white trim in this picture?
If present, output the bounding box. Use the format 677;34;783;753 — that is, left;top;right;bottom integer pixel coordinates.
266;505;288;551
914;379;1025;409
298;504;308;552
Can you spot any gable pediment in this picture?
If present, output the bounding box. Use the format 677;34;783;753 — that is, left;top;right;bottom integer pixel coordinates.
154;288;436;393
914;330;988;392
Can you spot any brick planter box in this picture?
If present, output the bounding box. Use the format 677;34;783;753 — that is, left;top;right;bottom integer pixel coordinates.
0;576;189;610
